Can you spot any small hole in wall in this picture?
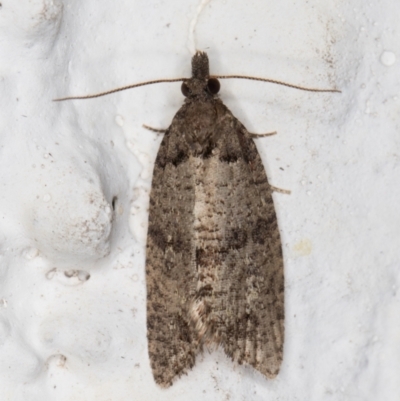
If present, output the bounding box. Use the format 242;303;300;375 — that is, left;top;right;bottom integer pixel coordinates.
63;270;90;282
112;196;117;211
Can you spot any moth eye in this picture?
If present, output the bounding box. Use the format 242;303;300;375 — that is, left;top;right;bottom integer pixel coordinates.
207;78;220;94
181;82;190;97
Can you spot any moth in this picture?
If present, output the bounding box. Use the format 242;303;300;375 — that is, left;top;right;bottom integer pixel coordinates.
55;52;339;387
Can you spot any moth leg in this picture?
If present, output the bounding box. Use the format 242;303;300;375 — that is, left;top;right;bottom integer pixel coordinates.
248;130;289;194
270;185;291;195
248;131;289;194
249;131;277;138
143;124;167;134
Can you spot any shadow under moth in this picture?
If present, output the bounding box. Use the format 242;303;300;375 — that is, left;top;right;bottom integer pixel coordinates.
55;51;339;387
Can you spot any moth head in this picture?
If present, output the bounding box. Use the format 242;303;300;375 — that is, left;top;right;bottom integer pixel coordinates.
181;51;221;99
192;51;210;79
181;78;220;98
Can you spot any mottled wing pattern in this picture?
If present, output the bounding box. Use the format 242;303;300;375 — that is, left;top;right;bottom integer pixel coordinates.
220;113;284;377
146;98;284;386
146;119;199;387
190;104;284;378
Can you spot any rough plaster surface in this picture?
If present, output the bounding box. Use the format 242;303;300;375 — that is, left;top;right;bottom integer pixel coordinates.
0;0;399;400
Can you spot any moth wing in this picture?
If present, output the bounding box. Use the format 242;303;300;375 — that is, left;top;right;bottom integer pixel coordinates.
145;123;199;387
212;113;284;378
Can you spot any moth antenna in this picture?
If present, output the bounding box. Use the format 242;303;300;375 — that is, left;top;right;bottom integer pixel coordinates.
53;78;186;101
212;75;341;93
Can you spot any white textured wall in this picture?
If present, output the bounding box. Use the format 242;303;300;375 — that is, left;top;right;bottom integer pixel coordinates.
0;0;399;400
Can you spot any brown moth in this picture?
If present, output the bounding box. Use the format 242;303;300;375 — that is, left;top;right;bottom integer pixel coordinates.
55;52;339;387
146;52;286;387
